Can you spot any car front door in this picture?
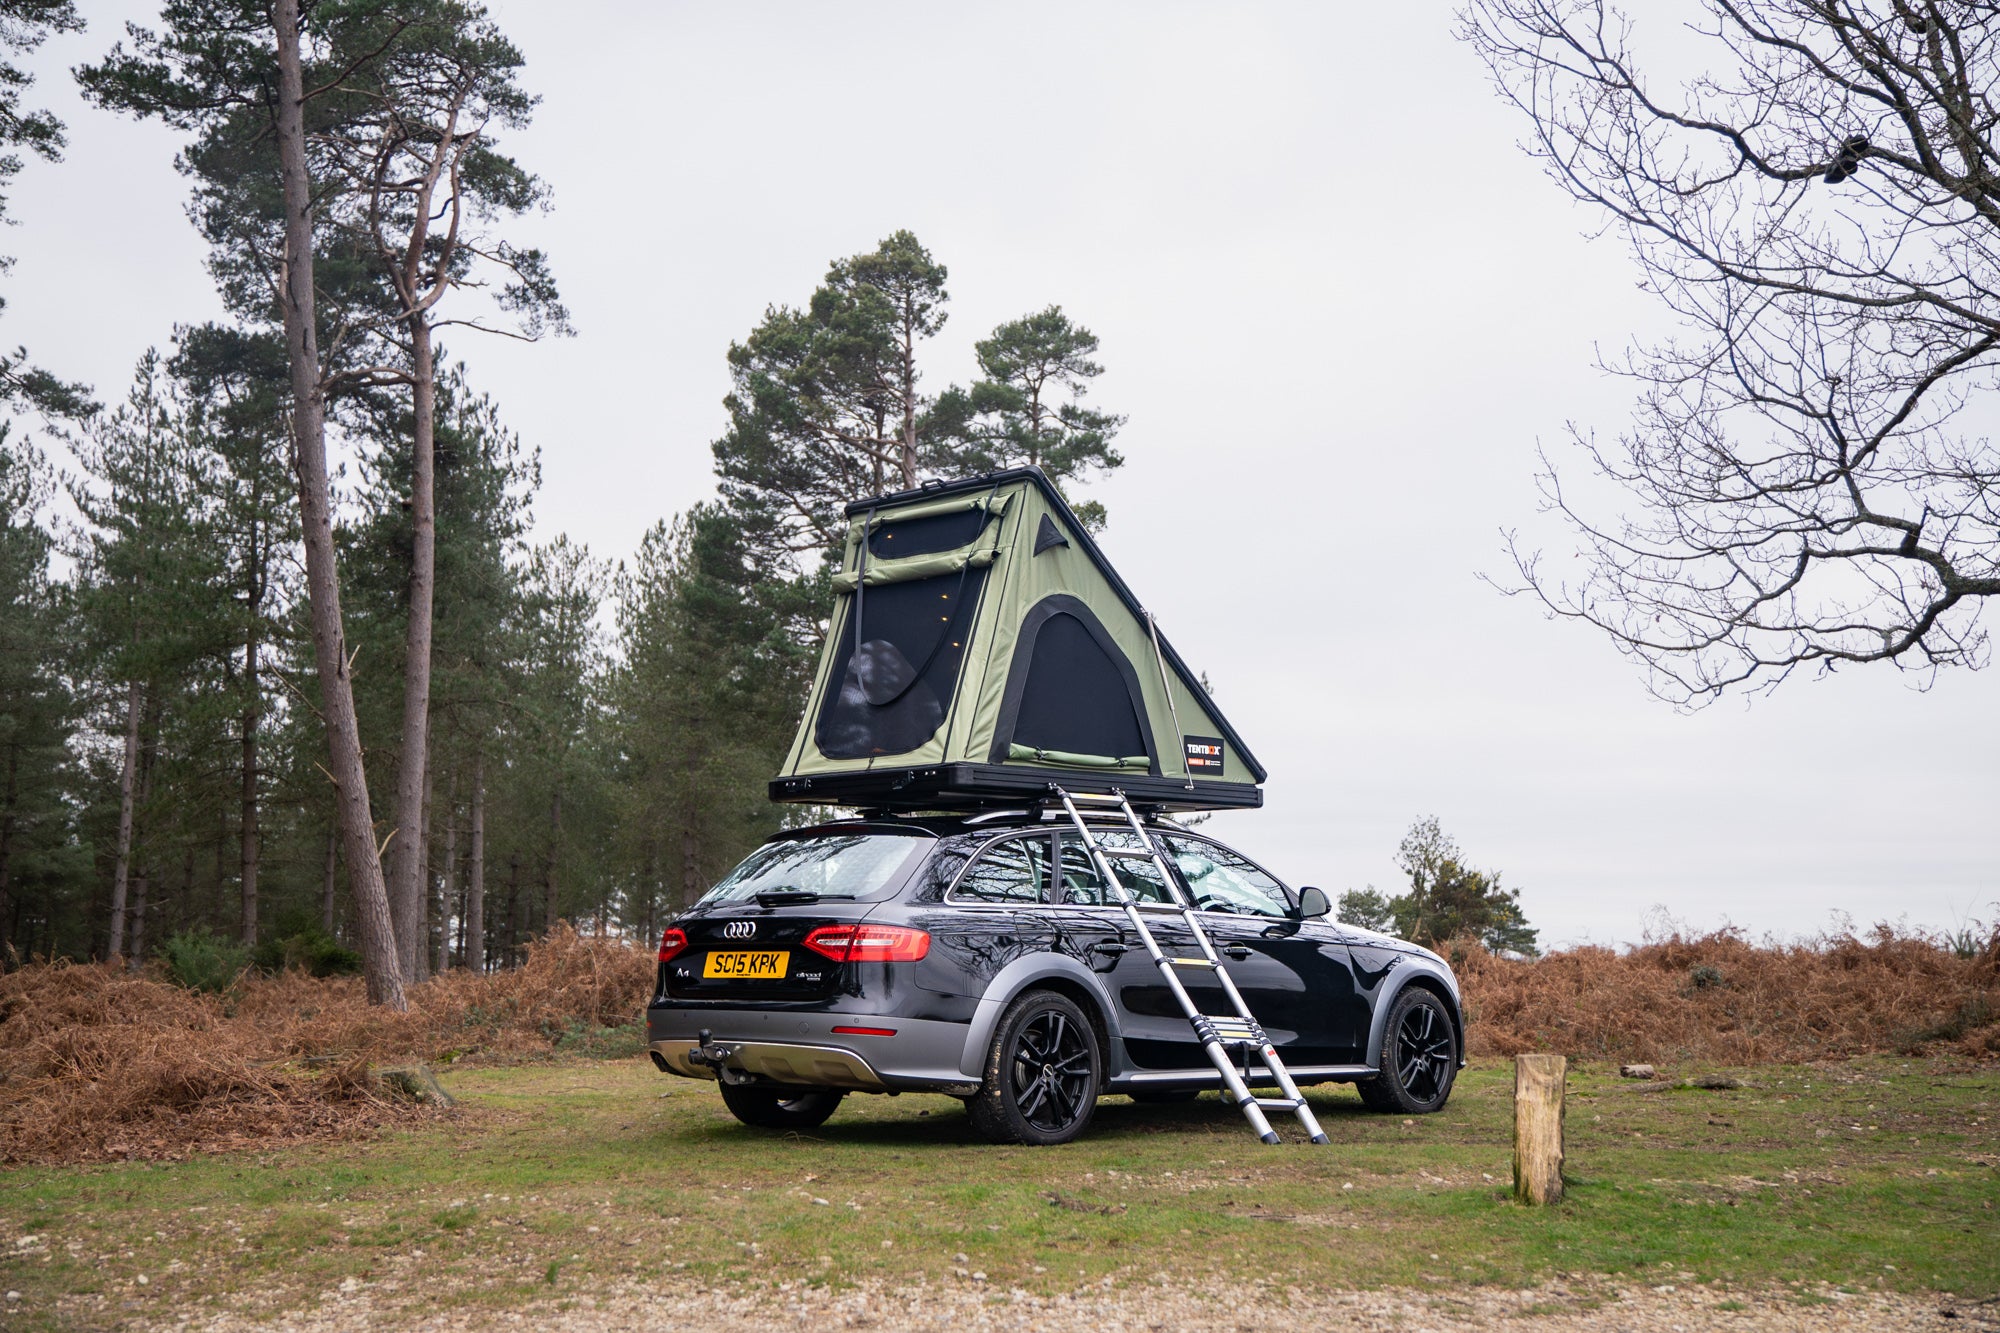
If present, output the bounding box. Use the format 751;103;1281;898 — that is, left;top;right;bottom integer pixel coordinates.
1159;833;1367;1066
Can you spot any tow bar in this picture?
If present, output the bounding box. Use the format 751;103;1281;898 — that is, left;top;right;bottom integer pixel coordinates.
686;1029;755;1085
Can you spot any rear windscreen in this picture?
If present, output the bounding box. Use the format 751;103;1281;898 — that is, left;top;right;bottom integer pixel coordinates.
697;832;932;905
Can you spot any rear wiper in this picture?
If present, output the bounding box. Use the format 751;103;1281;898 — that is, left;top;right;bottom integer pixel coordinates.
752;889;859;907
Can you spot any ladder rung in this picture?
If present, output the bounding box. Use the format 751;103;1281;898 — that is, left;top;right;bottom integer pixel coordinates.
1247;1097;1303;1110
1200;1021;1260;1039
1164;956;1219;969
1098;847;1155;858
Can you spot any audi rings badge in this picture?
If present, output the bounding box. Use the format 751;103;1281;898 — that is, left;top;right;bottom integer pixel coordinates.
722;920;757;940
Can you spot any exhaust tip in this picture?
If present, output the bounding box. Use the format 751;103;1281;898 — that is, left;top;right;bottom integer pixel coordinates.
648;1050;671;1073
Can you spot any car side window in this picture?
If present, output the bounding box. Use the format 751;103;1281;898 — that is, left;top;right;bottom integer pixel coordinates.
1162;835;1291;918
1058;831;1180;907
950;834;1051;904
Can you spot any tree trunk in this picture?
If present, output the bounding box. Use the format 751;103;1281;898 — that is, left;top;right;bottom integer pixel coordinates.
127;866;148;971
321;826;338;935
239;620;260;948
466;751;484;973
107;678;141;959
680;825;702;911
272;0;404;1010
898;313;918;486
0;741;19;958
504;853;520;966
388;315;439;985
543;791;561;935
409;742;434;983
639;839;657;951
436;771;457;975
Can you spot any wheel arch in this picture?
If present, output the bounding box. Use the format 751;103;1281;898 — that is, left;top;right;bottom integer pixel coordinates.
1364;964;1466;1071
957;956;1121;1080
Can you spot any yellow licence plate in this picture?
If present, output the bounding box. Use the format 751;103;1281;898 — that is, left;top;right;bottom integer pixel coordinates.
702;950;790;980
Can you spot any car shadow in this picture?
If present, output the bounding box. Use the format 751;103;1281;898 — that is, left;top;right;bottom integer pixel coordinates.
679;1085;1391;1149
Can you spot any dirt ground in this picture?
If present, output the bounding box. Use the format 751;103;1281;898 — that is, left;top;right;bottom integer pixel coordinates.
105;1272;1994;1332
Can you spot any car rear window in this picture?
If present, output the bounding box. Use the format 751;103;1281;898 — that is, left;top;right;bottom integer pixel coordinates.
697;831;931;905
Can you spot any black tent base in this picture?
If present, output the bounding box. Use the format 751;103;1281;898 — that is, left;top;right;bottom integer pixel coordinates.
767;764;1263;814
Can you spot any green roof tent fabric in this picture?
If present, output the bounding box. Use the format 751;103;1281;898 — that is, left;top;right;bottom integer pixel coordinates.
769;467;1267;811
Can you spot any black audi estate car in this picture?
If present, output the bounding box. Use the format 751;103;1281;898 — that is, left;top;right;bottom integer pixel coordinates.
645;812;1464;1145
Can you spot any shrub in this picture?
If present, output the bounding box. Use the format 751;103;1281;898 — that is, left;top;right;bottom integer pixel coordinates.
252;927;362;978
158;930;250;994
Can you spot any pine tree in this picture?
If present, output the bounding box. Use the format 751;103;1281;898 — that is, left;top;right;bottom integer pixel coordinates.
606;505;816;931
68;352;231;961
1385;817;1539;957
81;2;565;1004
714;231;951;556
0;0;90;419
0;432;86;957
171;325;300;948
510;536;606;939
929;306;1126;530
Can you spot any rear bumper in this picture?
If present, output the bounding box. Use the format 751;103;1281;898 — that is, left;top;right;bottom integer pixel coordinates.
645;1005;978;1095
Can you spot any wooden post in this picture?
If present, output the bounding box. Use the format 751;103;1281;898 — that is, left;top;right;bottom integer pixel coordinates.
1513;1053;1566;1205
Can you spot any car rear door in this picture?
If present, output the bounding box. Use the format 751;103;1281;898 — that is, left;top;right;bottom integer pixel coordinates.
1054;829;1211;1069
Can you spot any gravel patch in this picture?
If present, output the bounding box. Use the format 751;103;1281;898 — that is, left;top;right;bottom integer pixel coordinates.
132;1276;1987;1332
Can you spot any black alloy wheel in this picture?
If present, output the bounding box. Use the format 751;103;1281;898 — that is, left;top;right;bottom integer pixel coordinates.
1357;987;1459;1114
970;990;1102;1145
718;1082;847;1130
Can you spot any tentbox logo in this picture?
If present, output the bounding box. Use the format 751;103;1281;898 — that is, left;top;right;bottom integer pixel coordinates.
1183;735;1225;774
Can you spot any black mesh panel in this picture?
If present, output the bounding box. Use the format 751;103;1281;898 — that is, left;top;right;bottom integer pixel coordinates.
867;507;988;559
815;568;987;759
1011;612;1147;760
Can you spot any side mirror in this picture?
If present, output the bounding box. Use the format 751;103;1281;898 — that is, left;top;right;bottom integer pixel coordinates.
1297;886;1332;919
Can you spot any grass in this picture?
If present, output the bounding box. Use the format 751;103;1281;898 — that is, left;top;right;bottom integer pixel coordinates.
0;1056;1994;1328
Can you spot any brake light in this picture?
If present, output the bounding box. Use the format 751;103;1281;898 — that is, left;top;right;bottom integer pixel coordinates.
802;924;930;963
658;927;688;963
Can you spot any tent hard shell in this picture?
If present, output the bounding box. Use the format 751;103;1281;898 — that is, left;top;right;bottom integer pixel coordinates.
769;467;1266;812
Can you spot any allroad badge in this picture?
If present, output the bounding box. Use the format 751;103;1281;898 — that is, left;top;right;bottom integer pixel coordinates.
722;920;758;940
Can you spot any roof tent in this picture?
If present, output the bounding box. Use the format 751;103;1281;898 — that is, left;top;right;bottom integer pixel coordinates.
769;467;1266;812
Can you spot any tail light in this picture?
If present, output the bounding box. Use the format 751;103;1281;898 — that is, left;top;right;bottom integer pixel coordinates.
658;927;688;963
802;924;930;963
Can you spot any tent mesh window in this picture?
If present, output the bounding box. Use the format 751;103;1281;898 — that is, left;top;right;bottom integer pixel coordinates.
867;507;989;560
995;596;1155;771
815;567;989;759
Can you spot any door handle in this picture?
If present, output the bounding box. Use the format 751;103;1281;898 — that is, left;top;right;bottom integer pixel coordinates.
1222;945;1252;960
1090;941;1129;955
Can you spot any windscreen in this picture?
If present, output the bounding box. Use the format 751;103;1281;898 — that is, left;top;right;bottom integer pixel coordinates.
697;831;931;905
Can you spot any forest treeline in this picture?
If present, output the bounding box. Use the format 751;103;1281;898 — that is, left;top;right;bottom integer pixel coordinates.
0;3;1123;994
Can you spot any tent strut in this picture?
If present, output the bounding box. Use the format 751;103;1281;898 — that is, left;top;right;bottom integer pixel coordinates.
1145;610;1190;783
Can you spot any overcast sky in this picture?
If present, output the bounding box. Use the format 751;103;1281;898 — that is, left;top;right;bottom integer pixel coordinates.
11;2;1995;948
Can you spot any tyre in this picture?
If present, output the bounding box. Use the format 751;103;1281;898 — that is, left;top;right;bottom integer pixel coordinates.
1129;1088;1201;1104
969;990;1103;1145
718;1082;846;1130
1356;986;1459;1114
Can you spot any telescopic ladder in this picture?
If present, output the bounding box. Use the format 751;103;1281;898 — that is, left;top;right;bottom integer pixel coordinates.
1050;785;1329;1146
